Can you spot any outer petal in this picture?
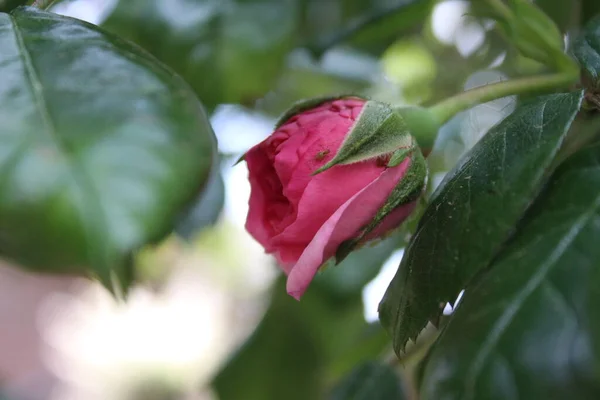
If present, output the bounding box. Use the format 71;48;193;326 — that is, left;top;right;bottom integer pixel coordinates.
275;102;362;205
286;158;411;299
245;143;290;251
271;157;384;248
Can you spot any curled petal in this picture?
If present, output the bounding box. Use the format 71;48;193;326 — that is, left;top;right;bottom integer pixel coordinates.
286;158;411;299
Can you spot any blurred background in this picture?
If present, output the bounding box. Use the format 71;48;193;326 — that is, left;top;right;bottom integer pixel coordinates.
0;0;585;399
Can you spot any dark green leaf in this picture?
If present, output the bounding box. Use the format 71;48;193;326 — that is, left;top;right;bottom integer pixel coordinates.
534;0;578;33
573;15;600;89
307;0;435;57
257;64;371;117
175;159;224;240
0;7;215;291
213;277;323;400
590;258;600;369
330;361;407;400
379;91;583;354
213;276;386;400
0;0;26;13
583;0;600;26
102;0;297;110
420;143;600;399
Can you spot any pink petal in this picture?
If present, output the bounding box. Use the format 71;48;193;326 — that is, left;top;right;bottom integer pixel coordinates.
286;158;411;299
271;157;384;249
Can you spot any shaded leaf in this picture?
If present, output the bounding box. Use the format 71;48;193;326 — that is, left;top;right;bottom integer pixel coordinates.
330;361;407;400
472;0;568;69
583;0;600;26
257;63;371;117
213;278;323;400
0;7;215;291
573;15;600;88
420;143;600;399
535;0;578;33
379;91;583;354
213;276;387;399
307;0;435;57
102;0;297;110
0;0;26;13
175;158;224;240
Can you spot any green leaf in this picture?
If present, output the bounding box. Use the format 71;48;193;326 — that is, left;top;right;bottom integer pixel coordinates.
175;159;224;240
379;91;583;354
307;0;435;57
534;0;578;33
213;278;323;400
472;0;572;71
329;361;407;400
582;0;600;26
257;64;371;117
213;276;387;399
0;0;26;13
420;143;600;399
102;0;297;110
573;15;600;89
0;7;215;292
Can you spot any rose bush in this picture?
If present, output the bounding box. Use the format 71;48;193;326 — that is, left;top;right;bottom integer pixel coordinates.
244;97;426;299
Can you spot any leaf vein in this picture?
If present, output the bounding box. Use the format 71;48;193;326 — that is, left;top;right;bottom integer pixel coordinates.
462;192;600;400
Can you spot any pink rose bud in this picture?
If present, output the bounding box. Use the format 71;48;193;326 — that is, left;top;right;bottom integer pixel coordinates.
244;96;427;299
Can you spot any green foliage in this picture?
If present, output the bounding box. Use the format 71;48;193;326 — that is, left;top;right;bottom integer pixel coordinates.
213;277;323;400
175;158;224;240
307;0;436;57
0;0;26;12
420;143;600;399
103;0;297;110
214;231;403;398
102;0;435;111
329;361;407;400
2;1;600;399
0;7;215;292
535;0;579;33
214;275;391;400
573;15;600;89
379;91;583;353
583;0;600;26
472;0;574;72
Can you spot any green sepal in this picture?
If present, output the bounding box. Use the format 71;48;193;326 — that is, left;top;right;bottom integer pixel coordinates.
314;100;413;174
334;147;427;263
234;153;246;166
274;94;365;129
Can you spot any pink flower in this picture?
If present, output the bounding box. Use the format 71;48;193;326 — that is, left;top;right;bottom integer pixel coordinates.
244;97;419;299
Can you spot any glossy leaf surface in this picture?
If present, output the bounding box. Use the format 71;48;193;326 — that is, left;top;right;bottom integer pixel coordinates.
0;7;215;290
379;91;582;353
330;361;407;400
421;144;600;399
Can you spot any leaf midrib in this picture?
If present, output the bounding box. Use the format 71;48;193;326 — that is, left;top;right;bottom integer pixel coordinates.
8;13;112;283
462;190;600;400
